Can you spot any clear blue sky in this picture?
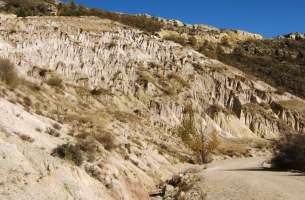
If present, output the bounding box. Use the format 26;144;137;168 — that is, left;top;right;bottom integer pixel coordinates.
72;0;305;38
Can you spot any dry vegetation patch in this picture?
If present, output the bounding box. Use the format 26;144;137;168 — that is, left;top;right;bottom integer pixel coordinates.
0;58;20;88
271;132;305;172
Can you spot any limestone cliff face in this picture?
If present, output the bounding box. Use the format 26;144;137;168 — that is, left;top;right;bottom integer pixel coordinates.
0;16;303;138
0;16;304;200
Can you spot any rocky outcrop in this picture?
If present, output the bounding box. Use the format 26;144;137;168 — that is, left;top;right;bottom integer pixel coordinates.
271;100;305;133
282;32;305;40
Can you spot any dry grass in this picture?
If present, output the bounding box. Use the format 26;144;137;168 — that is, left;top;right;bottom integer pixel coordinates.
217;140;250;157
167;73;190;88
163;34;188;46
112;111;139;123
277;100;305;112
217;138;270;157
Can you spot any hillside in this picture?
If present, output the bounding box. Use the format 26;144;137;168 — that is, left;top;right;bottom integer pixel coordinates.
0;2;304;200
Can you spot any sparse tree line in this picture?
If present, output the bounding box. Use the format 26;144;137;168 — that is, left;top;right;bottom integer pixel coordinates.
0;0;164;33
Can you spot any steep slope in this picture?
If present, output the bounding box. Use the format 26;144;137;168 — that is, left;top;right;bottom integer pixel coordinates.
218;35;305;99
0;15;304;200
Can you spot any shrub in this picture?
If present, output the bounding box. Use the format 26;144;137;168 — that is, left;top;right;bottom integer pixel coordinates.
46;76;63;88
218;38;305;99
23;96;32;107
18;133;34;143
271;133;305;172
52;123;62;130
0;58;20;88
46;127;60;137
57;2;163;33
52;143;84;166
164;34;188;46
1;0;52;17
94;131;115;151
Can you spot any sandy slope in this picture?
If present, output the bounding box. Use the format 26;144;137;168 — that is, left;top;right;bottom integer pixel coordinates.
201;157;305;200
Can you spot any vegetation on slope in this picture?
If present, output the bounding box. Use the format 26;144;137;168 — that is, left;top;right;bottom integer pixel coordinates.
1;0;164;33
164;33;305;98
0;58;20;88
0;0;56;17
218;38;305;98
271;132;305;172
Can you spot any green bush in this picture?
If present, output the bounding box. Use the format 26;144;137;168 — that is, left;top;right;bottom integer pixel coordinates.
0;58;20;88
271;133;305;172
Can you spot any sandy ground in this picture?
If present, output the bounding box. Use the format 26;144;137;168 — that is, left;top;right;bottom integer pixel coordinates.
201;157;305;200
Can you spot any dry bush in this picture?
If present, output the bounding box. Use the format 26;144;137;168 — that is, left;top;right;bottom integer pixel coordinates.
52;143;84;166
77;139;98;162
0;58;20;88
46;76;63;88
167;73;190;88
85;165;102;181
22;96;32;108
52;123;62;130
18;133;34;143
57;2;163;33
46;127;60;137
112;111;139;123
206;104;234;118
94;131;116;151
107;41;117;49
164;34;188;46
177;106;220;163
271;132;305;171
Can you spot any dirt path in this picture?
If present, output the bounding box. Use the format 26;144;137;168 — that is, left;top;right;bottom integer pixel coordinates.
201;157;305;200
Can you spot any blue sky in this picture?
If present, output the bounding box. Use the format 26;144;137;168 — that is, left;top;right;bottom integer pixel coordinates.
72;0;305;38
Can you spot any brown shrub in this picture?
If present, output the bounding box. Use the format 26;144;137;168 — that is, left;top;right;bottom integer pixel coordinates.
46;127;60;137
0;58;20;88
18;133;34;143
271;132;305;172
94;131;116;151
164;34;188;46
46;76;63;88
23;96;32;107
52;123;62;130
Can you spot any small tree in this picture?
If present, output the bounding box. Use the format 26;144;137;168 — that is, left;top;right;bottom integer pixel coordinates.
177;105;219;163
